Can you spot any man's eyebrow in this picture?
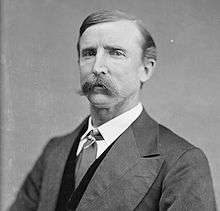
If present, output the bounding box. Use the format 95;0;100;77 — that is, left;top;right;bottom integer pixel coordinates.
81;47;96;52
104;45;127;52
81;47;97;56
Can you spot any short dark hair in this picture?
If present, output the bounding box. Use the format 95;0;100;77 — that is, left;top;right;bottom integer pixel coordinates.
77;10;157;61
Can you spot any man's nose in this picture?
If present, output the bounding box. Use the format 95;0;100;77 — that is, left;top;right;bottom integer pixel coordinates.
92;50;107;75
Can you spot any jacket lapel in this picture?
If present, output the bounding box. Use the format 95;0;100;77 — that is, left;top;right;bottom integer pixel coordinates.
39;118;88;211
77;110;164;211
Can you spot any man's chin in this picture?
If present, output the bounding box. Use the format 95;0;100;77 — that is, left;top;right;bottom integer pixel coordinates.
87;93;113;108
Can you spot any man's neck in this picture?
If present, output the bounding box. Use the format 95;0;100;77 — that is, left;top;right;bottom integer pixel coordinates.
90;101;140;127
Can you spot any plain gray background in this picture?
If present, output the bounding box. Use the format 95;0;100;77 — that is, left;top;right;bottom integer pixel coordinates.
1;0;220;210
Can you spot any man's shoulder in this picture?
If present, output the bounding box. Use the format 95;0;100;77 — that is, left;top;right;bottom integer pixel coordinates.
135;109;202;161
158;124;195;153
157;124;208;169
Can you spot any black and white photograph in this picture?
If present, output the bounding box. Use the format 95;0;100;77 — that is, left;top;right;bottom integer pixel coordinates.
1;0;220;210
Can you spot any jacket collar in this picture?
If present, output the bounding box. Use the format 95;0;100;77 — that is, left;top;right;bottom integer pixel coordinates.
131;109;160;157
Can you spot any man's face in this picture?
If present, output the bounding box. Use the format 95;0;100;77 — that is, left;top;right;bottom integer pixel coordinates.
78;20;146;109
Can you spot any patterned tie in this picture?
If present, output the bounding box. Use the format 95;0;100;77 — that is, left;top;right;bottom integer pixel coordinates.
74;129;103;188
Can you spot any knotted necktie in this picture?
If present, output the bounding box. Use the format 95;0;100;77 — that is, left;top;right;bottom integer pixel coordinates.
74;129;103;188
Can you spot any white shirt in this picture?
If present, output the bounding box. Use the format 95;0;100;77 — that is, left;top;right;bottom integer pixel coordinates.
76;103;143;159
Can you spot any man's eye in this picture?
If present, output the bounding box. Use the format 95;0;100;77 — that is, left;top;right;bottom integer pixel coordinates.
109;49;125;57
81;49;96;58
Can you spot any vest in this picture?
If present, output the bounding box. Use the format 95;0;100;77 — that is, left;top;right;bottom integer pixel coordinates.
55;124;114;211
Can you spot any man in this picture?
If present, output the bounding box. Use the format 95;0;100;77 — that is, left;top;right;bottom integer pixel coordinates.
10;10;216;211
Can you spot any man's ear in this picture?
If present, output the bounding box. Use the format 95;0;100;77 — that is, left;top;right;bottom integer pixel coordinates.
139;58;156;83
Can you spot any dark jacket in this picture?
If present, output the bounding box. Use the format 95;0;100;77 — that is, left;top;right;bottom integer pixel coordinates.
10;110;216;210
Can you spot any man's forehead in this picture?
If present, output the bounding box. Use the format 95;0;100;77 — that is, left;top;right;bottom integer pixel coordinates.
79;20;143;48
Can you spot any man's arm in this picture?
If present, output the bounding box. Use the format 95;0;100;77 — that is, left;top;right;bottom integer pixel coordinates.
9;139;55;211
159;147;217;211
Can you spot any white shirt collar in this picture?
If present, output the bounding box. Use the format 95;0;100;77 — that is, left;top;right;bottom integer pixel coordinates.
77;103;143;158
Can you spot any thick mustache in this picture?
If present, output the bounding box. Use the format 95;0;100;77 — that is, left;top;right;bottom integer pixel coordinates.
79;75;118;96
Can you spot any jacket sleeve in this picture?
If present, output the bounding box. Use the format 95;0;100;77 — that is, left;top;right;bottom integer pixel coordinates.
159;147;217;211
9;139;56;211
